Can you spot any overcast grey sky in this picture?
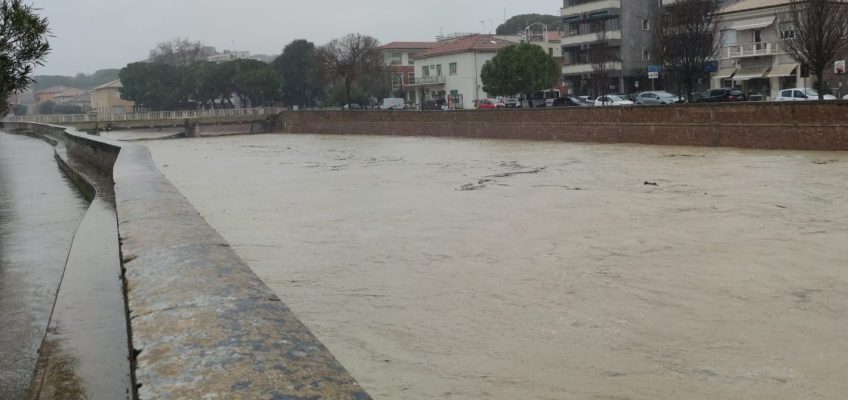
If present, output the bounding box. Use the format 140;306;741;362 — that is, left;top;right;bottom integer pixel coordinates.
33;0;561;76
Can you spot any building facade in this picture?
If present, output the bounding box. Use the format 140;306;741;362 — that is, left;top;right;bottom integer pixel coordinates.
379;42;438;103
91;80;136;114
561;0;660;96
408;34;515;109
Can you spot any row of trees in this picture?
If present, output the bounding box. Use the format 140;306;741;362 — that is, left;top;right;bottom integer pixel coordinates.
120;59;280;110
119;34;389;111
651;0;848;100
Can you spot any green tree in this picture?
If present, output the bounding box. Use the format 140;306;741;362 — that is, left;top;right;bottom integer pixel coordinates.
38;100;54;114
0;0;50;116
119;62;184;110
231;59;280;107
496;14;561;35
272;39;319;107
481;43;560;102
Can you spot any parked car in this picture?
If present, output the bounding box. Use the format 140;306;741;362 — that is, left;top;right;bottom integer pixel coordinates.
774;88;837;101
477;98;505;109
635;91;685;105
550;97;584;107
696;88;746;103
594;95;634;107
380;97;406;110
503;98;522;108
342;103;362;110
567;97;594;107
421;99;447;110
578;95;595;103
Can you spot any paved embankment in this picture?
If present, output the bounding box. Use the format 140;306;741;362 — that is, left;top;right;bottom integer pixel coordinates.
278;101;848;151
0;132;88;400
1;122;371;399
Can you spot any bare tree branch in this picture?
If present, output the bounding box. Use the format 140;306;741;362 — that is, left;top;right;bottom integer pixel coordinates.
779;0;848;93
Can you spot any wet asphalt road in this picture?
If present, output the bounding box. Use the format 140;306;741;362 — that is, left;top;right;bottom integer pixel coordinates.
0;131;88;400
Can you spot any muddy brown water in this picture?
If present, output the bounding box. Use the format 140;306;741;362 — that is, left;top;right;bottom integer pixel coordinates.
0;132;88;400
145;134;848;400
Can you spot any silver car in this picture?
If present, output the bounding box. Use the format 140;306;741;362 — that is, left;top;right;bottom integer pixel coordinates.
635;91;684;105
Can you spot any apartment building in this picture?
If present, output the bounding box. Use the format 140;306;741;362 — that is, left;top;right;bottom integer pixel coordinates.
91;80;136;114
379;42;438;102
407;34;515;109
561;0;660;95
709;0;837;100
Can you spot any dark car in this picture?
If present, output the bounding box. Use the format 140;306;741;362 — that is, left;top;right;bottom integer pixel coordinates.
550;97;584;107
696;88;746;103
422;99;446;110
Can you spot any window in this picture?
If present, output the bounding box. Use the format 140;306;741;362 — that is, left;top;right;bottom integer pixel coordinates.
408;72;415;84
641;48;650;61
390;52;402;66
549;48;554;56
780;29;795;40
721;29;737;46
423;66;430;77
449;62;457;75
392;73;403;86
436;64;442;76
641;18;650;31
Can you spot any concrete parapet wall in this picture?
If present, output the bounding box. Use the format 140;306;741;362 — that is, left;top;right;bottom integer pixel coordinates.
5;122;371;399
278;101;848;151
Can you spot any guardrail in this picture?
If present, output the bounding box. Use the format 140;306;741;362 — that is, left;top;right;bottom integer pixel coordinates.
1;107;285;124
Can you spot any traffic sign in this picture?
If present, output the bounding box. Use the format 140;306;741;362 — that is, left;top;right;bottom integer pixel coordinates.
648;71;659;79
835;60;846;74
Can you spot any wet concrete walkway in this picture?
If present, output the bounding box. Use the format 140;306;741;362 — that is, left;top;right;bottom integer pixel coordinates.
0;131;88;399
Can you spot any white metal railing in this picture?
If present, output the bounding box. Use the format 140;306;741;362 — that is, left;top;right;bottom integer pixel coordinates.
1;107;285;124
724;42;782;59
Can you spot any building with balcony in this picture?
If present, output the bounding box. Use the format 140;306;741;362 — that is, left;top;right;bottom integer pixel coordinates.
561;0;660;95
711;0;802;100
408;34;515;109
378;42;438;103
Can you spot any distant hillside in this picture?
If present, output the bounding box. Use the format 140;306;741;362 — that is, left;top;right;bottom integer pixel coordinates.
496;14;561;35
32;69;121;91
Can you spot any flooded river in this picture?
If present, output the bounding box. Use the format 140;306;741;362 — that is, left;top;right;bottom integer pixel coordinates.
146;134;848;399
0;132;88;399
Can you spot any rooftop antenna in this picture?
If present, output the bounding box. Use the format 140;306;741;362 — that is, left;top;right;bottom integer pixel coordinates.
480;20;485;34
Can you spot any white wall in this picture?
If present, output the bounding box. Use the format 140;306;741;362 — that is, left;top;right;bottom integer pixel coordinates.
415;51;498;107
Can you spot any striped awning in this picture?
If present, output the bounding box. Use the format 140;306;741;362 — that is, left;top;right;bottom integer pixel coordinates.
725;16;775;31
733;66;769;80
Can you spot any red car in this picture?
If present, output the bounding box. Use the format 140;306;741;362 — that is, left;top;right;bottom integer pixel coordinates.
477;98;505;109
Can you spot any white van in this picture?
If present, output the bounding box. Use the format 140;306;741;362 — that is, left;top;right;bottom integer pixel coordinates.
380;98;405;110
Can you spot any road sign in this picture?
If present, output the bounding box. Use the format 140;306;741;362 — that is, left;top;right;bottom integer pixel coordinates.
835;60;846;74
648;71;659;79
648;65;662;73
704;61;718;73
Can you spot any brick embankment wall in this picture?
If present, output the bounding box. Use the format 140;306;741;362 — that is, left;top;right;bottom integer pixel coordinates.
278;101;848;151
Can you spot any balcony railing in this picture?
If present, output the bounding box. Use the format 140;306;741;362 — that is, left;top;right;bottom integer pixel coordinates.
562;0;621;18
407;76;447;86
723;42;782;59
562;30;622;47
563;61;622;75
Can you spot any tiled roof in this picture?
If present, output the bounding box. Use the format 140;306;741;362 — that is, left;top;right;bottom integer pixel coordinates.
414;35;515;59
94;80;123;90
718;0;793;13
380;42;438;50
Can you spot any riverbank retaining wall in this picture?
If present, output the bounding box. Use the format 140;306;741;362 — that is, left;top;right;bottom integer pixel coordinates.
0;122;371;400
278;101;848;151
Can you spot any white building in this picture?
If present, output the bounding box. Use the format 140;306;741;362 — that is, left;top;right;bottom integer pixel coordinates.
711;0;801;100
408;34;515;109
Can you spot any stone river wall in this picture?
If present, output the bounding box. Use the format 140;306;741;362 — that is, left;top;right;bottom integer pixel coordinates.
0;122;371;400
